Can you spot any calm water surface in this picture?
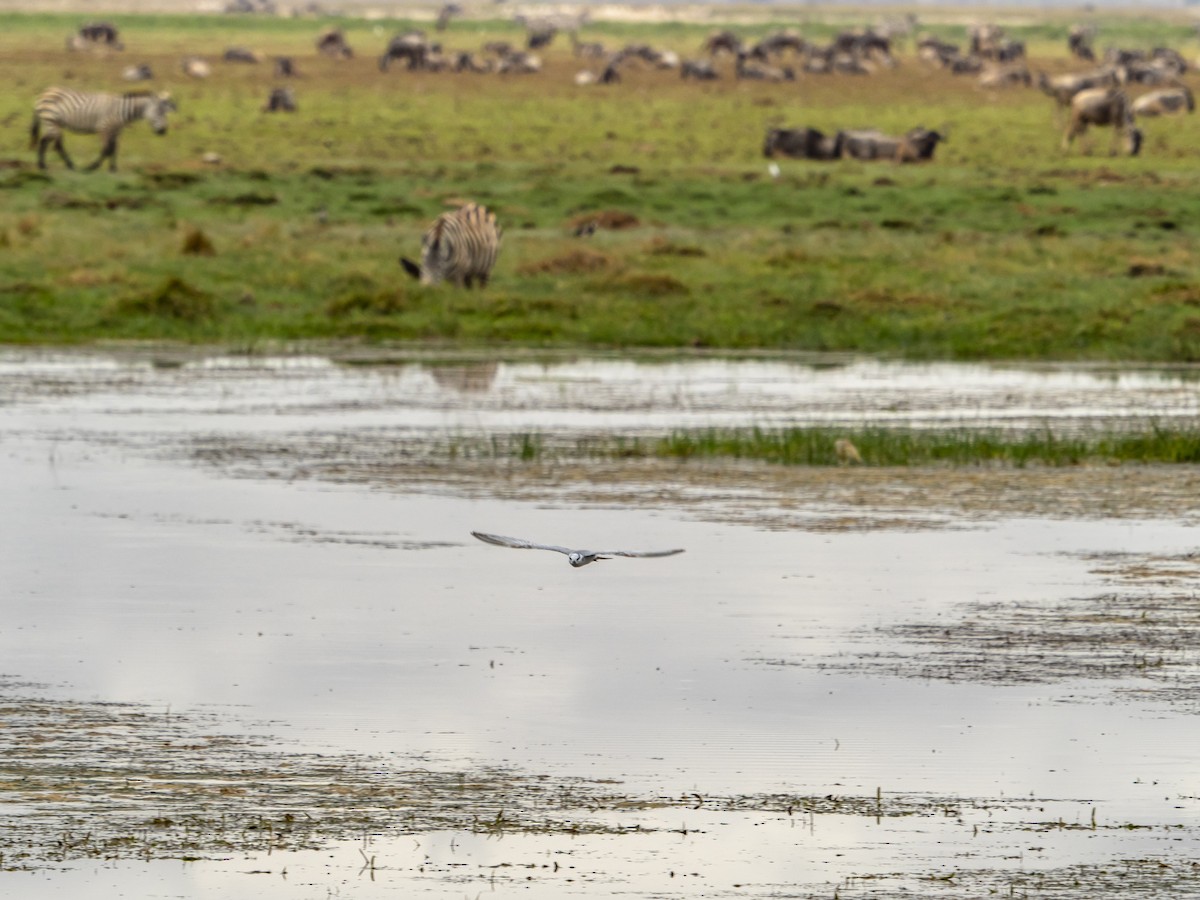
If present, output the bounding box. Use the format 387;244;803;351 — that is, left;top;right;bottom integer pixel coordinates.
2;349;1198;897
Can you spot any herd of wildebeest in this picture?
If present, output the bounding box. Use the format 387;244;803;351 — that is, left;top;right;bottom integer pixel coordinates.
49;8;1196;172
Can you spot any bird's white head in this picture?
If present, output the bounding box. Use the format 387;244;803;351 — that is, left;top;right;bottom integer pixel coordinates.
568;552;587;567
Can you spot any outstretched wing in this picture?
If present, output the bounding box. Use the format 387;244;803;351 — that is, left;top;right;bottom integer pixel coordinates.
471;531;573;555
597;548;686;559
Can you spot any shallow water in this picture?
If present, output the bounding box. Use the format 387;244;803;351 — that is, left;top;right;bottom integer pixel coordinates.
2;349;1199;897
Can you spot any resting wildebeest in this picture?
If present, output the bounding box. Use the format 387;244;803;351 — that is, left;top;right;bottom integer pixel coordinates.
122;63;153;81
839;127;945;162
680;59;718;80
1062;87;1142;155
224;47;261;63
896;127;946;162
735;52;793;81
1132;86;1195;117
762;126;843;161
978;64;1031;89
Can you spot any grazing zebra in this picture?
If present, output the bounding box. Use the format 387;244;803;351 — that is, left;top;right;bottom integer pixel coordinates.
400;203;501;288
31;87;176;172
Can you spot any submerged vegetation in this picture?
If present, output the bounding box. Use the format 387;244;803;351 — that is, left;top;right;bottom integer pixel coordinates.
2;10;1200;358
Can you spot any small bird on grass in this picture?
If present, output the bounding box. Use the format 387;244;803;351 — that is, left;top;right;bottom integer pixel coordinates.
835;438;863;465
471;531;685;568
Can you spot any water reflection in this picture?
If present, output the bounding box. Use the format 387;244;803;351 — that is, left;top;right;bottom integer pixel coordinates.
1;349;1198;897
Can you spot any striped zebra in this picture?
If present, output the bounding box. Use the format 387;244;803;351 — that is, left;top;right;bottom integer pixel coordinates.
400;203;502;288
30;87;176;172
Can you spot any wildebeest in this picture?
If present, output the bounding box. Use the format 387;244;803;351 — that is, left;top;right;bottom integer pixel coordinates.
748;30;807;61
840;129;902;161
223;47;261;63
316;27;353;59
1036;68;1120;108
735;52;793;82
400;202;502;288
1062;87;1142;155
379;31;431;72
839;127;945;162
80;21;119;43
453;52;492;74
570;33;606;59
122;63;153;82
680;59;718;80
978;64;1031;89
435;3;461;31
1131;86;1195;117
274;56;296;77
704;30;743;57
495;51;541;75
1068;24;1096;62
262;86;296;113
181;57;211;79
969;23;1025;63
762;126;844;161
896;127;946;162
75;21;122;49
526;23;557;50
916;34;962;68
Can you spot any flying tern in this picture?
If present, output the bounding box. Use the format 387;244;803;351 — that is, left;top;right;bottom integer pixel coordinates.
471;531;685;568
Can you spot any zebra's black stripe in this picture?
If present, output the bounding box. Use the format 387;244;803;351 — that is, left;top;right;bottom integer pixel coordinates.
404;203;502;288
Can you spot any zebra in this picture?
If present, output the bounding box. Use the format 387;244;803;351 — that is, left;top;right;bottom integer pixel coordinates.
400;203;501;288
30;87;176;172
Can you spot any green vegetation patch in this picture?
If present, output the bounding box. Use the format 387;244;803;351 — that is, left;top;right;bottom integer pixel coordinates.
3;11;1200;357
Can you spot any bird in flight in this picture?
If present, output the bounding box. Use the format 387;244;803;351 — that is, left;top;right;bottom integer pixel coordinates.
471;531;685;568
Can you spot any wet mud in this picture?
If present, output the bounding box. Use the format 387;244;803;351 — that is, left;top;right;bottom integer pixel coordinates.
0;679;1029;869
778;550;1200;715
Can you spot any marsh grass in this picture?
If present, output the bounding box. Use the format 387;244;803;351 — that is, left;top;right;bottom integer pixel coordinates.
458;425;1200;467
4;12;1200;357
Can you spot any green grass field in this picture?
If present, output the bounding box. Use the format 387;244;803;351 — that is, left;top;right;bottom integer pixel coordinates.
4;8;1200;359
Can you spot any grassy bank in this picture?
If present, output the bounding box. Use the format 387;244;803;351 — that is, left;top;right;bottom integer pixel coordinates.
4;11;1200;359
443;424;1200;467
